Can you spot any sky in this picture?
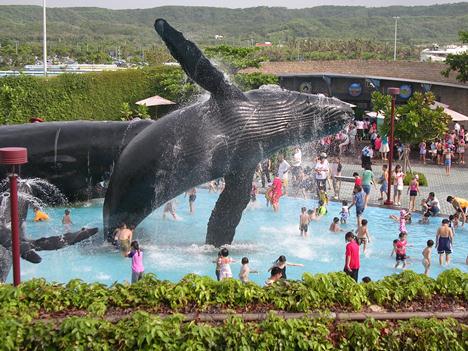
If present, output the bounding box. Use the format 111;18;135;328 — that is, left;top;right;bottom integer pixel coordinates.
0;0;464;9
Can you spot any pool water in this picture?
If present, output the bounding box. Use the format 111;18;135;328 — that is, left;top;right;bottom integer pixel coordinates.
8;188;467;285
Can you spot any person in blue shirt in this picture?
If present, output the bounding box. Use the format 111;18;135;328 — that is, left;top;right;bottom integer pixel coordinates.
348;185;366;228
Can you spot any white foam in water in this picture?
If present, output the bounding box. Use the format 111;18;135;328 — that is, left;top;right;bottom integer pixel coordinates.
96;272;111;281
7;188;468;285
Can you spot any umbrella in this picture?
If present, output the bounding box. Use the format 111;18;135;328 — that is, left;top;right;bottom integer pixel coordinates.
135;95;175;107
135;95;176;119
431;102;468;122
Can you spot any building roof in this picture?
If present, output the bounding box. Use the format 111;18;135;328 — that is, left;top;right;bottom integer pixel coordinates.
242;60;467;87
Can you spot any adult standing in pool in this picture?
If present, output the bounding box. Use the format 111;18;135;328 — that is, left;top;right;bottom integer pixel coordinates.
435;219;454;265
344;231;360;282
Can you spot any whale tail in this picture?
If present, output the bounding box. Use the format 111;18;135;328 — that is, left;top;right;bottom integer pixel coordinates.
154;19;246;101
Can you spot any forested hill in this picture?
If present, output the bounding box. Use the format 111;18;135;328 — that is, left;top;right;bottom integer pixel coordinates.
1;3;467;45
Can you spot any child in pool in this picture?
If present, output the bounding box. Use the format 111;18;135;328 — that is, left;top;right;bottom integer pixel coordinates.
127;241;144;283
268;255;303;280
218;248;236;280
339;200;349;224
356;219;371;252
422;240;434;276
389;210;411;233
307;209;317;221
299;207;309;237
390;239;398;257
316;200;328;217
62;209;73;231
329;217;343;233
239;257;258;283
265;266;283;286
33;207;49;222
395;232;409;269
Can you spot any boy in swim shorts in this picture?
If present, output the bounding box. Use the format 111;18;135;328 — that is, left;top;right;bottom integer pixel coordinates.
356;219;371;252
422;240;434;276
299;207;309;237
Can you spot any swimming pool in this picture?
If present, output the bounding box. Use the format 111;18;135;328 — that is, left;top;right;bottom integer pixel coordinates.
8;188;467;285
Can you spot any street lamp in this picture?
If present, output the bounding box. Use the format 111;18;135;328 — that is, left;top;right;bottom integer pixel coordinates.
393;16;400;61
0;147;28;286
43;0;47;76
384;87;400;206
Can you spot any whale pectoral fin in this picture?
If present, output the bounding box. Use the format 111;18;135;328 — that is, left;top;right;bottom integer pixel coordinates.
154;19;246;101
206;168;256;247
0;245;12;283
20;242;42;263
31;227;98;251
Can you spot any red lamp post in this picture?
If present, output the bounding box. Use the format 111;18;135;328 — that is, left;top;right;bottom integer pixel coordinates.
384;88;400;206
0;147;28;286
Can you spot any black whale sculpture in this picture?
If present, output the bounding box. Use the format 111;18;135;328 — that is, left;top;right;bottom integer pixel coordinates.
0;120;153;202
103;19;353;246
0;225;98;282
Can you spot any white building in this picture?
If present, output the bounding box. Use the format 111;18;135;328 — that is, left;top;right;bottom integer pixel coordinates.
420;44;468;62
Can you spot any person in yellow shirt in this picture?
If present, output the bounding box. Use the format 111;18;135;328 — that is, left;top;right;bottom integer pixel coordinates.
33;207;49;222
446;196;468;227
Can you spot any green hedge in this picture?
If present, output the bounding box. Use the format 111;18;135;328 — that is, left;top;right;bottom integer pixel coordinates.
1;269;465;317
0;66;196;124
0;270;466;350
0;314;466;350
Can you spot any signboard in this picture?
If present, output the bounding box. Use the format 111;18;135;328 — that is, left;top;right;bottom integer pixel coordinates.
348;83;362;97
399;84;412;99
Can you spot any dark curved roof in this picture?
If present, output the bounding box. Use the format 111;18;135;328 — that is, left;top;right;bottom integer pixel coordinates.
242;60;467;87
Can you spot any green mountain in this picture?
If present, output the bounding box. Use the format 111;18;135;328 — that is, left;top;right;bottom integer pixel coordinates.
0;3;467;46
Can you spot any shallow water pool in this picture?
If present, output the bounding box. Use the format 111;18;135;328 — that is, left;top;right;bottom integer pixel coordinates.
8;188;467;285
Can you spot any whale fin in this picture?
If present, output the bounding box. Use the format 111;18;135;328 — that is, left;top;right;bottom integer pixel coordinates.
154;19;246;101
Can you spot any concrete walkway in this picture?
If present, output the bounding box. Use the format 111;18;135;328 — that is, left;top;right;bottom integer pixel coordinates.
293;157;468;216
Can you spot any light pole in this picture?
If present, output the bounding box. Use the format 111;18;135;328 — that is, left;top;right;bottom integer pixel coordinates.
0;147;28;286
384;87;400;206
43;0;47;76
393;16;399;61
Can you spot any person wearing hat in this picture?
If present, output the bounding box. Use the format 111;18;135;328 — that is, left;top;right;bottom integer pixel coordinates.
314;153;329;197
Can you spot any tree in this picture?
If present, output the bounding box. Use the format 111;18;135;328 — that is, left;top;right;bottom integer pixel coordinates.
372;91;451;145
442;31;468;83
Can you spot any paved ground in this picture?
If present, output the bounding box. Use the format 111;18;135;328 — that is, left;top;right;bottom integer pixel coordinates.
287;156;468;216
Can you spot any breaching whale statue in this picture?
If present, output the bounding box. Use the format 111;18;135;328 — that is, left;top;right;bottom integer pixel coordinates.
103;19;353;246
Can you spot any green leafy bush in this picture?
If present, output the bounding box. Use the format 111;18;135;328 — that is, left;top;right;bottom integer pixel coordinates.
0;270;466;318
0;314;466;350
436;269;468;299
403;171;428;187
364;270;437;305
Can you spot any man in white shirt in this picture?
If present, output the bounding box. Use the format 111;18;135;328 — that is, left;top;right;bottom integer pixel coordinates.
277;154;290;194
291;147;302;184
314;152;329;196
355;120;364;141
